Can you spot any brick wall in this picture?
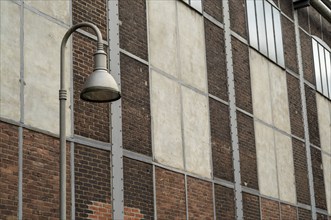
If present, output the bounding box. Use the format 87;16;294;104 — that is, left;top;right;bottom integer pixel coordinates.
123;157;154;219
203;0;223;23
300;30;315;85
298;8;309;32
309;7;322;38
280;204;297;219
311;147;327;210
214;184;235;219
243;193;261;220
119;0;148;60
322;17;331;47
280;0;293;19
298;208;312;219
229;0;247;39
209;98;233;181
282;15;298;73
261;198;280;220
74;144;111;219
0;122;18;218
205;19;228;101
305;85;320;147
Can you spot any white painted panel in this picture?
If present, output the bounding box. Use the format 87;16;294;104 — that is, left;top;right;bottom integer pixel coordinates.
316;94;331;154
148;0;178;77
177;2;207;92
25;0;70;24
250;49;273;124
274;131;296;204
0;1;21;121
269;62;291;133
182;86;211;178
255;121;279;198
24;10;71;135
151;71;183;169
322;154;331;215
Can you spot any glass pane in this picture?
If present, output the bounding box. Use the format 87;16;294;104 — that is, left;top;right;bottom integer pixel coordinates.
247;0;259;49
319;45;329;97
273;8;284;66
325;51;331;99
313;40;322;92
256;0;268;56
190;0;202;12
265;2;276;62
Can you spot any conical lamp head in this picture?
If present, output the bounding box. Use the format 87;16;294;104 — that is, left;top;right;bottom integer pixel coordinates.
80;69;121;102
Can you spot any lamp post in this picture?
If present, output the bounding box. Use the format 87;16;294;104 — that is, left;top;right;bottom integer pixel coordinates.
59;22;121;220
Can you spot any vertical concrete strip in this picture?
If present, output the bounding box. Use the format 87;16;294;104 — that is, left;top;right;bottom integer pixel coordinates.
293;11;317;220
222;1;243;219
108;0;124;219
70;143;75;220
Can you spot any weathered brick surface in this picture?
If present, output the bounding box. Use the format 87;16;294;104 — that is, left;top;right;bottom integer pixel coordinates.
72;0;107;38
292;138;310;205
205;19;228;101
311;147;327;210
298;208;312;219
123;157;154;219
187;177;214;219
280;0;293;19
203;0;223;23
209;98;233;181
287;73;304;138
0;122;18;218
232;37;252;113
124;207;145;220
238;111;259;190
317;213;329;220
280;203;297;220
309;6;322;38
322;17;331;47
261;198;280;220
121;54;152;156
300;30;315;85
305;85;320;147
119;0;148;60
243;193;261;220
282;15;298;73
155;167;186;219
87;201;112;220
229;0;247;39
73;34;110;142
75;144;111;219
298;7;309;33
23;129;70;219
214;184;235;219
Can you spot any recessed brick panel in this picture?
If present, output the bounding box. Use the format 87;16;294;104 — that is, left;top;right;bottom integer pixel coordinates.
287;73;304;138
300;30;315;85
155;167;186;219
322;17;331;48
317;213;329;220
0;122;18;218
23;129;70;219
209;98;233;181
261;198;280;220
75;144;111;219
119;0;148;60
280;203;297;219
203;0;223;23
187;177;214;219
305;85;320;147
298;7;309;33
233;37;252;113
311;147;327;210
121;53;151;156
292;138;310;205
229;0;247;39
282;15;298;74
309;6;322;38
214;184;235;219
243;193;261;220
238;111;259;190
123;157;154;219
73;34;110;142
280;0;293;19
298;208;312;219
205;19;227;101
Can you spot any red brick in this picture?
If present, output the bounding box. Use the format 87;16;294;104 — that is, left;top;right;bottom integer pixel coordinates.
243;193;261;220
214;184;235;219
203;0;223;23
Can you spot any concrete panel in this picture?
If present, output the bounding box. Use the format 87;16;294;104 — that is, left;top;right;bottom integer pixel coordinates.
151;71;183;169
182;86;211;178
269;63;291;133
148;0;178;77
322;154;331;214
255;121;279;198
274;131;296;204
0;1;20;121
24;10;71;135
25;0;70;24
250;49;273;124
177;2;207;92
316;94;331;154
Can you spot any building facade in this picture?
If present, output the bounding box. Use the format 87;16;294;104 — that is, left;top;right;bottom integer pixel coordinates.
0;0;330;219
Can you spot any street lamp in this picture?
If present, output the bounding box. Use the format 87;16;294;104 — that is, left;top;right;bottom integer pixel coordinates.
59;22;121;220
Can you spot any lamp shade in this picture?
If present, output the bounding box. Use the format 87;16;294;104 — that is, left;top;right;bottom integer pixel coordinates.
80;69;121;102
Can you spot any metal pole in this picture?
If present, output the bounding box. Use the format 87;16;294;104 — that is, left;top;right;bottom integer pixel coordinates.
59;22;104;220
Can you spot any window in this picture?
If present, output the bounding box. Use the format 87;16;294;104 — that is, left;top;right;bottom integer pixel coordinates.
182;0;202;12
246;0;284;66
312;37;331;99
